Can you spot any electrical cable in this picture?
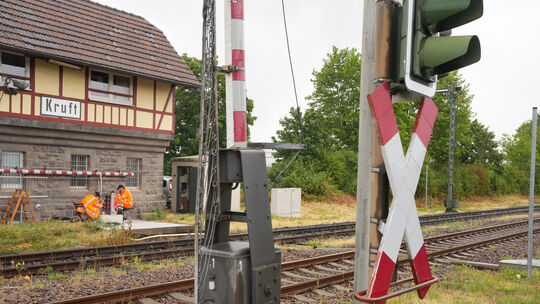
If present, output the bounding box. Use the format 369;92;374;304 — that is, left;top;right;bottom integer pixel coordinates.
281;0;304;144
267;0;307;191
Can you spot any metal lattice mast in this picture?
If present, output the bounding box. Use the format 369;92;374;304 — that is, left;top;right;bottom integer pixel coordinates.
194;0;221;301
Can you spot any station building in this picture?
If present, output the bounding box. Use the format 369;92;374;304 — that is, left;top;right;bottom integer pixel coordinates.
0;0;199;218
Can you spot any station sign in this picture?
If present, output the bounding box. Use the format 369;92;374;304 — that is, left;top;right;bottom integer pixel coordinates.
40;96;81;119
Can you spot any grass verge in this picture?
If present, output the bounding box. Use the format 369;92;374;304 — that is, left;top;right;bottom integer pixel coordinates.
159;194;537;233
388;266;540;304
0;220;133;254
0;194;535;253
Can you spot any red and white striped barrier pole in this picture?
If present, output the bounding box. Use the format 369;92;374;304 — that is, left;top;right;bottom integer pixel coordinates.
365;83;437;300
0;169;133;177
225;0;247;148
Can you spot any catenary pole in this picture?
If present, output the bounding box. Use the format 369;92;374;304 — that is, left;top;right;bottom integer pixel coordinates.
527;107;537;280
446;82;456;212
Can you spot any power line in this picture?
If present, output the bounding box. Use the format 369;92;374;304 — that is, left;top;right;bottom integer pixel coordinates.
280;0;304;144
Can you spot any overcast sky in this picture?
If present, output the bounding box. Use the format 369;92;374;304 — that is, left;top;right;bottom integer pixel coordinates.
94;0;539;142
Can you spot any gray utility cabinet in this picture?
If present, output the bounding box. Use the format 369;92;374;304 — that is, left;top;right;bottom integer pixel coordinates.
171;156;198;213
199;149;281;304
200;242;281;303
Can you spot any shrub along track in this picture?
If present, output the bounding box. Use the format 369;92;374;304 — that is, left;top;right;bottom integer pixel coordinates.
1;205;538;277
46;218;540;304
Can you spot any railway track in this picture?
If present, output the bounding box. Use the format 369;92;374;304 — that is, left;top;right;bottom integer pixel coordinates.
2;205;538;277
418;205;539;225
0;224;354;277
46;219;540;304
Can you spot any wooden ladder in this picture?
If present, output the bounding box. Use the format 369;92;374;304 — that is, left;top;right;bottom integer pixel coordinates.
1;189;36;224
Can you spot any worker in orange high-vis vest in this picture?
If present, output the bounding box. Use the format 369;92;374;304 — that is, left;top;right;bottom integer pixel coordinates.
115;185;133;214
76;192;103;219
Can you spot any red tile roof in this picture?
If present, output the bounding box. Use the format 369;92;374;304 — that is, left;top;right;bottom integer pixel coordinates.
0;0;200;87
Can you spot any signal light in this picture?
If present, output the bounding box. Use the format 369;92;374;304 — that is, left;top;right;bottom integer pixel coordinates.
394;0;483;97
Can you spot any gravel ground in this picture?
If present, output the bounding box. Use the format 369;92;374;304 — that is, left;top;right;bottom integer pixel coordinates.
469;234;540;264
0;216;537;304
0;248;343;304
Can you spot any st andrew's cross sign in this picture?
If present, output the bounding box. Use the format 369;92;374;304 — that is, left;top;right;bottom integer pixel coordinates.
365;83;438;300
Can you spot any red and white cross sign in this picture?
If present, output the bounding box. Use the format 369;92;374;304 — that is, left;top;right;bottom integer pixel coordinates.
365;83;438;300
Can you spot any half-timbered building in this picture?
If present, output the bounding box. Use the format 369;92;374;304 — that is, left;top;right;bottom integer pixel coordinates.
0;0;198;218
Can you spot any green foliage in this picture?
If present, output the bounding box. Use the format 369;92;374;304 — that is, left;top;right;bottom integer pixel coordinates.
401;72;507;201
271;47;361;198
429;72;475;164
164;54;257;174
500;115;540;194
48;272;68;280
271;50;510;202
147;207;166;221
307;46;361;150
268;158;336;199
38;266;53;275
15;262;26;273
271;44;538;201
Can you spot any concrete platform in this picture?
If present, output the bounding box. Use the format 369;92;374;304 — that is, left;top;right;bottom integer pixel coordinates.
499;259;540;271
123;219;194;236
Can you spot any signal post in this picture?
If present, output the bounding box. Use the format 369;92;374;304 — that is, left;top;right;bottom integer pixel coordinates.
355;0;483;302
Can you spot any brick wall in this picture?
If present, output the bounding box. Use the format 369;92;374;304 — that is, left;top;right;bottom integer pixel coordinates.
0;117;171;219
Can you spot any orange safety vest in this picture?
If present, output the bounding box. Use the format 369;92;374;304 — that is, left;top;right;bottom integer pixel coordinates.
115;188;133;209
76;194;102;219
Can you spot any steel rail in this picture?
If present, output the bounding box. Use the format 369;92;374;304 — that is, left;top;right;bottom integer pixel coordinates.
282;224;540;297
0;230;354;276
3;205;536;267
3;218;537;277
48;279;194;304
1;246;194;277
423;218;540;243
0;222;355;265
47;249;355;303
47;224;540;303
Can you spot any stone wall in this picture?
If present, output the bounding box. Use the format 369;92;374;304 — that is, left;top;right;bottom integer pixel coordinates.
0;117;172;219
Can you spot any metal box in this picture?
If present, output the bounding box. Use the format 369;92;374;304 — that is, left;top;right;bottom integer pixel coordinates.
200;241;281;304
270;188;301;217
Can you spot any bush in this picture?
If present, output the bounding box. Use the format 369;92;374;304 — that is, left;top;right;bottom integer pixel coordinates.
268;156;339;200
417;162;531;199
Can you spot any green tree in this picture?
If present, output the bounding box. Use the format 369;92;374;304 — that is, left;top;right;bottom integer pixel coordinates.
388;72;476;166
164;54;256;174
430;72;475;165
306;46;362;150
460;119;502;171
381;73;503;199
274;47;361;157
500;115;540;194
270;47;361;197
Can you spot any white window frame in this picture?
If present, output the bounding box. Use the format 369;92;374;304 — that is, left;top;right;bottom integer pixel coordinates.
1;152;23;189
70;155;88;188
126;158;140;188
88;68;133;106
0;50;31;90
